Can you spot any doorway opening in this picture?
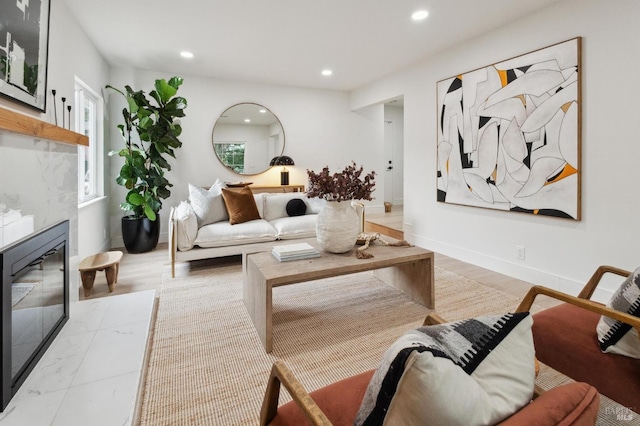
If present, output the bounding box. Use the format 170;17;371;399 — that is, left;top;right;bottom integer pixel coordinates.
365;96;404;239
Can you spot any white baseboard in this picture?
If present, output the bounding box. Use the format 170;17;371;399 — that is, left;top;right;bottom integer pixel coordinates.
411;234;614;304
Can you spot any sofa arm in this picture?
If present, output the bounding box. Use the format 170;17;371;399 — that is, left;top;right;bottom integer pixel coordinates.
168;202;198;278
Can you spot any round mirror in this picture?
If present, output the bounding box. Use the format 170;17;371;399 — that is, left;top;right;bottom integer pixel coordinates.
212;103;285;175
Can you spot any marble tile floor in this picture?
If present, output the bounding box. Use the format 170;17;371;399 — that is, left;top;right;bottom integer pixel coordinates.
0;290;156;426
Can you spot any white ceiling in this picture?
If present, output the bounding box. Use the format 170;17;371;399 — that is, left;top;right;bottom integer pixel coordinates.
62;0;564;92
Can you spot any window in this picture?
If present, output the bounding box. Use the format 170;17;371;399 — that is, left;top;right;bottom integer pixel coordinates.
75;78;103;203
214;142;245;173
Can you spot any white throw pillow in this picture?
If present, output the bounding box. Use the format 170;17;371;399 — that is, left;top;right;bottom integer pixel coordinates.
174;201;197;251
188;180;228;227
305;197;325;214
263;193;309;221
355;312;535;426
596;266;640;358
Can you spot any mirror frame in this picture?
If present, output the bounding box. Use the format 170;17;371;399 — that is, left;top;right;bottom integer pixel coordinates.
211;102;285;176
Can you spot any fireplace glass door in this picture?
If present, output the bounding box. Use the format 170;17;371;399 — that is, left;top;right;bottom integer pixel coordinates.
11;244;65;381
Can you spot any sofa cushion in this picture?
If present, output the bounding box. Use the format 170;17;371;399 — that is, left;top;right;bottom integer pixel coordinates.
221;187;261;225
263;193;309;221
194;219;277;248
533;302;640;410
355;312;535;426
254;193;265;218
174;201;198;251
596;266;640;358
286;199;306;216
305;197;325;214
269;370;375;426
498;382;599;426
188;180;228;227
270;215;317;240
269;375;599;426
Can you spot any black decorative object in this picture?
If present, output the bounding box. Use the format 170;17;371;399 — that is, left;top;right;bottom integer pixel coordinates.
51;89;57;125
286;198;306;217
271;155;295;185
121;215;160;254
67;105;71;129
61;97;66;128
0;0;52;111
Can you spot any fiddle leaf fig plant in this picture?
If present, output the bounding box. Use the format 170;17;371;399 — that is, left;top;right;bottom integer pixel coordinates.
107;77;187;221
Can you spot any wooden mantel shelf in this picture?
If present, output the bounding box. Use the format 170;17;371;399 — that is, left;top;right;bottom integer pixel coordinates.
0;106;88;146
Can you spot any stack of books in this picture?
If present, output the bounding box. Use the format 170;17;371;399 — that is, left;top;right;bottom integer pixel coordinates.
272;242;320;262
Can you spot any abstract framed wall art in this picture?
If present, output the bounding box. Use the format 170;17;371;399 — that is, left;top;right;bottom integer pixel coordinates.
0;0;51;112
436;38;581;220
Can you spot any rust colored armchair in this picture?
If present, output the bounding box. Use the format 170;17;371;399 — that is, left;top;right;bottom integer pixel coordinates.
260;314;600;426
516;265;640;411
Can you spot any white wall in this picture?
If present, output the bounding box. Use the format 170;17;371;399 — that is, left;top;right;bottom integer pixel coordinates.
106;69;384;248
351;0;640;301
0;1;111;301
49;1;111;260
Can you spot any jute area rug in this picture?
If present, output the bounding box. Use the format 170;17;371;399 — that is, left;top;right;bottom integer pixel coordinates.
138;264;633;426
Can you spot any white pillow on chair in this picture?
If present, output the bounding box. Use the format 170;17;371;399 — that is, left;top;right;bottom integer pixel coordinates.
596;266;640;359
355;312;536;426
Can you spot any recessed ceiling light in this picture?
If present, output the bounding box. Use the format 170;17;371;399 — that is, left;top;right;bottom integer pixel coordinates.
244;118;251;123
411;10;429;21
259;109;267;113
321;69;333;76
180;51;194;59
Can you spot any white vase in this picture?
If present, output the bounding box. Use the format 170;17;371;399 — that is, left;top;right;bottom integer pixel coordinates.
316;201;360;253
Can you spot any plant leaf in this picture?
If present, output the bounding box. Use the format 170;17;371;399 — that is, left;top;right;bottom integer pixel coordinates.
144;205;157;221
155;79;177;103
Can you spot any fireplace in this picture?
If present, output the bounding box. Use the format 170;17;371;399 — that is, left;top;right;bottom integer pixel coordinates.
0;220;69;411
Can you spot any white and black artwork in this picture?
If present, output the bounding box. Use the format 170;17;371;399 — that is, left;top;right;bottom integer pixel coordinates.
437;38;581;220
0;0;51;111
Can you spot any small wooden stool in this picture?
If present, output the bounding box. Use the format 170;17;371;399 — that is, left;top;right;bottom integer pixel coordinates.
79;251;123;297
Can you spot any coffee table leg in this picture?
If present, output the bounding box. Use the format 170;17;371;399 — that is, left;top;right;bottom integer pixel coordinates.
243;257;273;352
374;256;434;308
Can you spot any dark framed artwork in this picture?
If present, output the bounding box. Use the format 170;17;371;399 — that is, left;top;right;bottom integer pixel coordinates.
0;0;51;112
436;38;581;220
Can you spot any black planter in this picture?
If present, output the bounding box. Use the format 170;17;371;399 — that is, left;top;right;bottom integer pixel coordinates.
121;215;160;253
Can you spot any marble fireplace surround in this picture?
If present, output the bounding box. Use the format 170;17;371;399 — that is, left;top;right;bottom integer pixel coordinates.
0;109;155;425
0;106;88;303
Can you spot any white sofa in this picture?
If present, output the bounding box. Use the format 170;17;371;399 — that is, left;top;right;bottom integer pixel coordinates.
168;192;326;277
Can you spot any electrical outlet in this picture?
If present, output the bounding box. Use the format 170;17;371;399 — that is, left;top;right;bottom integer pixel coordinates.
516;245;525;260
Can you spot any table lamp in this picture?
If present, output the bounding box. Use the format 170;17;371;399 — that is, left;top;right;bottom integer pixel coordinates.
270;156;295;185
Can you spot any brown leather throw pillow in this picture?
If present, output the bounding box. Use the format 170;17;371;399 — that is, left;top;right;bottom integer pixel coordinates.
221;186;261;224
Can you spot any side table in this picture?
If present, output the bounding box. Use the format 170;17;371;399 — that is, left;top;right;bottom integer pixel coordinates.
78;251;123;297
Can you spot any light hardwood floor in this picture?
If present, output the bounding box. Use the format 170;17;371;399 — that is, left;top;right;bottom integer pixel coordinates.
80;240;559;309
365;205;404;240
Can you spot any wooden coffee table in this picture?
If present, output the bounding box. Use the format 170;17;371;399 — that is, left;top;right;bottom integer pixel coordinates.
242;239;434;352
